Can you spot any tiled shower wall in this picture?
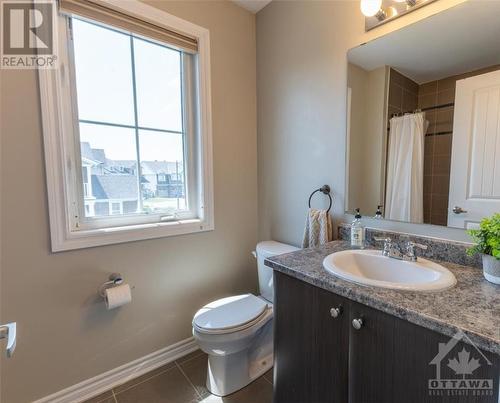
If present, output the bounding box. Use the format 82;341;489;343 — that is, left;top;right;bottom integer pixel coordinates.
387;68;418;118
419;78;455;226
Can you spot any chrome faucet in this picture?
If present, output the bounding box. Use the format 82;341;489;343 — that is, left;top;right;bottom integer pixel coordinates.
374;237;428;262
405;241;428;262
374;237;393;257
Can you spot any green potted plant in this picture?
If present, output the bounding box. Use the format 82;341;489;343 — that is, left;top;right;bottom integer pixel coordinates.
467;213;500;284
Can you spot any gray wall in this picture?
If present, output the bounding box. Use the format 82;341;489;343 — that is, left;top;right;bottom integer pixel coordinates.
256;0;470;247
0;1;257;401
347;64;388;215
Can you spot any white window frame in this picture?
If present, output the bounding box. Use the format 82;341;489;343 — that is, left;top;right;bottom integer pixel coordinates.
39;0;214;252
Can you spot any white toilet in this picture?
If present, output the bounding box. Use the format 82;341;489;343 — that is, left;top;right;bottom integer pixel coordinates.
192;241;299;396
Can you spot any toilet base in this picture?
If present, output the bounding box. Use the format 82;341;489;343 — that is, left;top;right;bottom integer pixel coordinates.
204;320;273;396
206;350;273;396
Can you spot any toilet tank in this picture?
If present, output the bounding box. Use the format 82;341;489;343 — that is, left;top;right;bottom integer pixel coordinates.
255;241;299;303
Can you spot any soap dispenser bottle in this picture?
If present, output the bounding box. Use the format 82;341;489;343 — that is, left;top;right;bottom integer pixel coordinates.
351;208;365;249
374;205;383;219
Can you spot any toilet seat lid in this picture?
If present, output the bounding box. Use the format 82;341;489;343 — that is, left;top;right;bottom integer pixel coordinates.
193;294;268;331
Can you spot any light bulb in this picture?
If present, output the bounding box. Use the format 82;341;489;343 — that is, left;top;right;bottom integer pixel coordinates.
387;6;398;17
360;0;383;17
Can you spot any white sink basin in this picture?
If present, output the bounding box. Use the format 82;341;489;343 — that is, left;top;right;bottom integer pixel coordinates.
323;249;456;292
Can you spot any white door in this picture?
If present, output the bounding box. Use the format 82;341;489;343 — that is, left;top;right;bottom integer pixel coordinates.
448;69;500;229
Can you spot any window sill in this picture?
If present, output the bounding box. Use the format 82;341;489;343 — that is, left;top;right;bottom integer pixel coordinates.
51;218;214;252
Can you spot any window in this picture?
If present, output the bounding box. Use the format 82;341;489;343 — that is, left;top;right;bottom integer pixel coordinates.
111;202;122;215
82;166;90;197
40;1;213;251
73;18;188;219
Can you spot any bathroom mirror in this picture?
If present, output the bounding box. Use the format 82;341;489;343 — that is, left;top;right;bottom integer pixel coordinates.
345;1;500;229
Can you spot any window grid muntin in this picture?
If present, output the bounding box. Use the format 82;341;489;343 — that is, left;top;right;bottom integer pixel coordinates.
69;16;189;224
78;119;183;135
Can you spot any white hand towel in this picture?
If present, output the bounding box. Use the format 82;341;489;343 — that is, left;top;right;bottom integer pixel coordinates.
302;208;333;248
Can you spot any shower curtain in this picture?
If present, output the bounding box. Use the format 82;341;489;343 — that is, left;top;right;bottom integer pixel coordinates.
385;112;426;223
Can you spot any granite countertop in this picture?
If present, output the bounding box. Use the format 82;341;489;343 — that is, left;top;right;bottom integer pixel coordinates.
265;241;500;355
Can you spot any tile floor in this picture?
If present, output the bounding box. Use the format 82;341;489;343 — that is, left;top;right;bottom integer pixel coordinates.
84;350;273;403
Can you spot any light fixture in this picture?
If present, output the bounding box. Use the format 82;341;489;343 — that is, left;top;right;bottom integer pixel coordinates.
362;0;436;30
360;0;383;17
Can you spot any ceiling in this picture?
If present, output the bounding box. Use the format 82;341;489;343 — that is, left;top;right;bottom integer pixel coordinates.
348;0;500;84
231;0;272;14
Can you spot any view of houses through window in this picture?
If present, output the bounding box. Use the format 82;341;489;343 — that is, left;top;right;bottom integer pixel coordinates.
72;18;187;218
80;141;185;217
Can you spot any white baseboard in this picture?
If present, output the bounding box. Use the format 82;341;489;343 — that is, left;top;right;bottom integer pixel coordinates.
33;337;198;403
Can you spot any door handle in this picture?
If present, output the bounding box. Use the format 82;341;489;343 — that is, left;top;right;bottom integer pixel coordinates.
0;322;16;358
452;206;468;214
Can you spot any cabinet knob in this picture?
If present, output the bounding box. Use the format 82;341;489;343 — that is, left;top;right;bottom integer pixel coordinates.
330;306;343;318
352;318;363;330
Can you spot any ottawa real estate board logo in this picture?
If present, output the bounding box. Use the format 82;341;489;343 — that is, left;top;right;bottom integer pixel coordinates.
428;330;494;398
1;1;57;68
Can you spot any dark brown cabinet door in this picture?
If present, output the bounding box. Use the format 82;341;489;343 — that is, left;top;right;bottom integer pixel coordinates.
349;301;499;403
274;272;349;403
348;300;396;403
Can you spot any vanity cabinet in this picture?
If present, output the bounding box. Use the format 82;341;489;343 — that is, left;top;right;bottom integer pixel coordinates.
274;272;499;403
273;270;349;403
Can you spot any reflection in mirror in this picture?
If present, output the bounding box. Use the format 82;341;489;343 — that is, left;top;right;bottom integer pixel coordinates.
345;1;500;229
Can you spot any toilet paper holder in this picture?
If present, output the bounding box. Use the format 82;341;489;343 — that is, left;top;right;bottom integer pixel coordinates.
99;273;124;298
